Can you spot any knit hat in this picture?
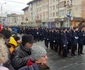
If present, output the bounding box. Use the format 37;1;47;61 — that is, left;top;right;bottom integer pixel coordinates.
13;36;20;41
0;66;9;70
31;46;47;60
22;34;34;46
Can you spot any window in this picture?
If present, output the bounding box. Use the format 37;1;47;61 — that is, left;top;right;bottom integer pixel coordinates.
67;9;72;15
50;6;52;10
53;5;55;10
53;12;55;17
50;13;52;17
56;12;58;16
53;0;55;2
56;5;58;9
59;9;66;17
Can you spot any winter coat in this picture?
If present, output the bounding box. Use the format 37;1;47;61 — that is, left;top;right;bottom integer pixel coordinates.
70;31;78;46
11;44;31;70
18;63;50;70
18;64;39;70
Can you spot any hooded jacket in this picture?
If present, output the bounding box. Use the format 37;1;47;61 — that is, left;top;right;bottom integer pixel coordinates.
8;36;18;53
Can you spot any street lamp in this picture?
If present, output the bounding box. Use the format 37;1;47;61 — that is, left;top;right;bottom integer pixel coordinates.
0;2;6;24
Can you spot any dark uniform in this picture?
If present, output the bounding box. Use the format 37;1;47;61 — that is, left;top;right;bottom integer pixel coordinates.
49;30;54;50
53;29;59;52
44;29;49;49
66;30;71;54
70;29;78;56
61;29;68;57
78;30;84;55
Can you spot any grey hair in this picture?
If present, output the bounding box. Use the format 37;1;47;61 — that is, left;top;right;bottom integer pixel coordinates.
0;38;9;64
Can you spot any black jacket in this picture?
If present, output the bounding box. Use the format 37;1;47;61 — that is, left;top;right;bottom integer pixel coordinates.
18;63;50;70
11;44;31;70
18;64;39;70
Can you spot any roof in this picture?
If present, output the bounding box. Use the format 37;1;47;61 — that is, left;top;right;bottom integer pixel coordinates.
27;0;41;5
7;13;24;17
27;1;34;5
22;6;28;11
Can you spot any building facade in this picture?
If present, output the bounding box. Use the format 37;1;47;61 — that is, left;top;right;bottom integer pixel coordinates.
81;0;85;19
22;7;29;23
0;17;7;25
23;0;85;27
27;0;49;27
7;13;24;26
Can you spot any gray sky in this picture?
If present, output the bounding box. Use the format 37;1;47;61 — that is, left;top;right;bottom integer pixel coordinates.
0;0;32;16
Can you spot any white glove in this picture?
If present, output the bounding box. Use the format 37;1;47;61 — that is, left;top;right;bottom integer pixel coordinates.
63;45;66;47
67;42;68;44
75;37;78;39
53;40;55;42
47;39;49;40
37;32;39;34
83;34;85;36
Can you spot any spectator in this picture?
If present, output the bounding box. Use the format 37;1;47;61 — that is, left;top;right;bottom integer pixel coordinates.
18;46;50;70
8;35;21;53
0;34;15;70
11;34;34;70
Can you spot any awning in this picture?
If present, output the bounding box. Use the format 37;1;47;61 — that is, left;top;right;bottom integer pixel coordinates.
72;17;84;22
55;17;84;22
41;19;55;23
36;20;41;23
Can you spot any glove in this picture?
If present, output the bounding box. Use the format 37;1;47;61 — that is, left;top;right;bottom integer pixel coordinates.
67;42;68;44
83;34;85;36
37;32;39;34
53;40;55;42
75;37;79;39
47;39;49;40
26;57;35;66
63;45;66;47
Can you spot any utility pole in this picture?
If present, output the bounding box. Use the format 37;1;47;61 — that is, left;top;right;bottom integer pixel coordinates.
58;0;59;17
58;0;60;27
0;2;6;24
1;5;2;23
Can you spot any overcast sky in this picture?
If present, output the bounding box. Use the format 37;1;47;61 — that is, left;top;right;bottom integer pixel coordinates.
0;0;32;16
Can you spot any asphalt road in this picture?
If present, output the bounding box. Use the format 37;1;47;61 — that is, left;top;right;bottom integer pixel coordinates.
34;41;85;70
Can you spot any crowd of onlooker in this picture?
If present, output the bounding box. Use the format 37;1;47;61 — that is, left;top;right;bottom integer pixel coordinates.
0;26;50;70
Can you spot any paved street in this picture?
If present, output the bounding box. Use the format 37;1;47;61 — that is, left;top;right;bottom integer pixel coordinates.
34;41;85;70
